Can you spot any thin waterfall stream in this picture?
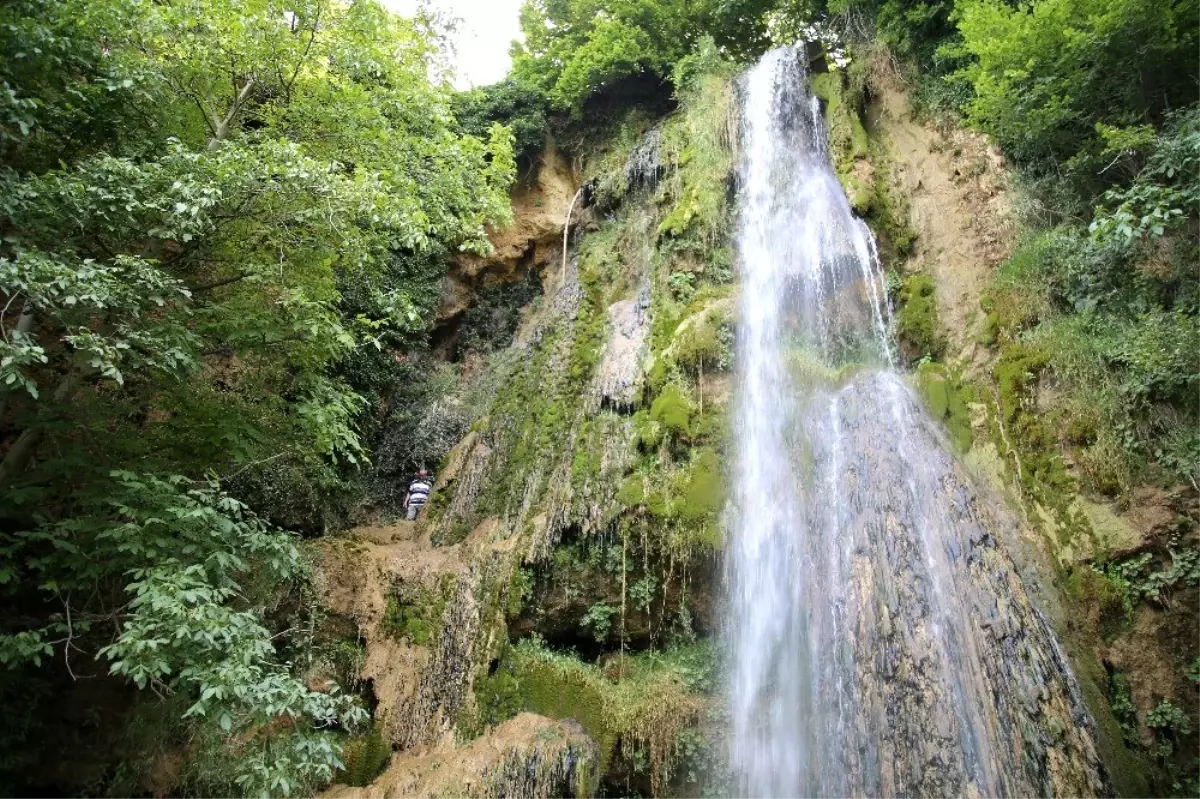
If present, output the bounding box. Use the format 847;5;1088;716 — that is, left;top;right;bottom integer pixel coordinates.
726;46;1109;798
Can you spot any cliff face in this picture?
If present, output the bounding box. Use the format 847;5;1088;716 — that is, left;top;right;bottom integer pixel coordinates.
319;65;737;796
318;51;1195;799
436;141;580;327
850;64;1197;797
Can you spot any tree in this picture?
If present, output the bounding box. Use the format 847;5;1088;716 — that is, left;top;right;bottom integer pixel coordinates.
952;0;1198;190
510;0;773;113
0;0;514;793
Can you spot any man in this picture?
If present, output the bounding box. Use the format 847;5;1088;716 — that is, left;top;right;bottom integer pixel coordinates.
404;468;433;521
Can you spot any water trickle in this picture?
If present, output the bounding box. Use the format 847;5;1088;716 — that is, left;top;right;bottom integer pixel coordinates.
727;46;1108;798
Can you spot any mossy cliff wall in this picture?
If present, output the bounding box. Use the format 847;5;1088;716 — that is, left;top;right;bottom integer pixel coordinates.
323;44;1195;799
320;53;741;799
830;49;1198;798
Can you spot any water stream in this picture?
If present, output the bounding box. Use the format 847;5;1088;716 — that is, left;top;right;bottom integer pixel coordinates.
727;46;1108;798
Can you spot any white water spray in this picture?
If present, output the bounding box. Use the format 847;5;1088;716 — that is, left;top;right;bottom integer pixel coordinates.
726;46;1107;798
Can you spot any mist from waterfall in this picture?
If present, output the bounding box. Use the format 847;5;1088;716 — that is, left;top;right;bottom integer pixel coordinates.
725;46;1107;798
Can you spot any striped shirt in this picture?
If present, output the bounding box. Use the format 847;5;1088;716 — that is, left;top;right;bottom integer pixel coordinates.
408;478;432;506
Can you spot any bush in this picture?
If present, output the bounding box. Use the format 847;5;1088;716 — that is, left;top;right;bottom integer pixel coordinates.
953;0;1197;197
454;78;550;167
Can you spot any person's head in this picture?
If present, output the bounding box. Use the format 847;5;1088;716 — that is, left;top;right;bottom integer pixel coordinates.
418;468;428;478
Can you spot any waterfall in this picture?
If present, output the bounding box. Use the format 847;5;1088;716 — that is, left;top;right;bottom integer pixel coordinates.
727;46;1108;798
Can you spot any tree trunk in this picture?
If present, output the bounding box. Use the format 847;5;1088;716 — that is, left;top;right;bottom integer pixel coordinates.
0;305;35;422
0;365;82;486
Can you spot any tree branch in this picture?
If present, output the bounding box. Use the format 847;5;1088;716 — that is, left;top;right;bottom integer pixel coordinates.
284;3;322;100
190;271;252;293
208;77;256;149
0;303;35;421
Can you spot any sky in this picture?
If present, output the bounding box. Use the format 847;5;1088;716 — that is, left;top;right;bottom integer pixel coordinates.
382;0;525;88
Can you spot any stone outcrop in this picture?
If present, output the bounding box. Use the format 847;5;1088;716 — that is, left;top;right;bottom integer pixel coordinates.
438;141;580;324
785;371;1108;797
316;519;518;751
326;714;598;799
593;291;650;409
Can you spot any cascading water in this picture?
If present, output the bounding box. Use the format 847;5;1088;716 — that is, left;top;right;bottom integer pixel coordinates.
727;46;1109;798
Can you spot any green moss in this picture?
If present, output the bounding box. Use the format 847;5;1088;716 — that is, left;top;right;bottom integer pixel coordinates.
338;719;391;787
482;640;712;792
655;69;735;249
675;448;722;523
650;384;693;439
616;475;646;506
509;650;616;772
571;421;602;485
916;362;974;452
473;665;524;732
1063;635;1154;798
508;567;534;619
980;340;1085;553
380;576;456;646
864;140;917;260
658;186;702;238
645;489;670;518
812;70;870;210
995;342;1051;423
896;273;946;361
669;296;734;373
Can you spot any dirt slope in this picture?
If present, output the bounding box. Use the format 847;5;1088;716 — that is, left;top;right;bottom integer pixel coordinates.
870;87;1014;374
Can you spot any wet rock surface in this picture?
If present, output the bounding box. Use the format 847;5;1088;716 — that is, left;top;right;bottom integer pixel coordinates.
593;291;650;409
727;47;1108;799
794;372;1108;797
317;520;519;751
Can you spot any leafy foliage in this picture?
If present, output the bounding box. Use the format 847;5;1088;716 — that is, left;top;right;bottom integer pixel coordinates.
511;0;772;112
0;0;514;794
454;78;551;167
952;0;1197;194
1;473;366;795
1091;109;1200;246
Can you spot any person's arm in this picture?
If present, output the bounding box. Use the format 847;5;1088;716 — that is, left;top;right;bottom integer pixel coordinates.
403;486;410;508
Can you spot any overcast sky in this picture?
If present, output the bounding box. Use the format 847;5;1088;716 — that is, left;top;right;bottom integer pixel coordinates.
382;0;524;88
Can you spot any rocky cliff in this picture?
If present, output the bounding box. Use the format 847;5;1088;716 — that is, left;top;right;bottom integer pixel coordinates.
316;50;1196;799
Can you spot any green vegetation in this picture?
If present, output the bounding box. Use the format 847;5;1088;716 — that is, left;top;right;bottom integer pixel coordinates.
511;0;769;113
1146;700;1192;758
1095;542;1200;621
810;69;871;211
916;362;973;452
4;0;1196;793
475;639;716;795
382;577;456;646
0;0;515;794
454;78;551;167
953;0;1196;199
896;273;946;362
338;719;392;788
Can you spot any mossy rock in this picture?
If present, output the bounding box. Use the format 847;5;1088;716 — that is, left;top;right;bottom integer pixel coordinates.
994;342;1050;424
896;273;946;363
916;362;974;453
863;140;916;260
479;642;711;793
504;653;616;772
338;720;391;787
811;70;871;205
675;448;723;523
381;576;456;646
664;295;735;374
616;474;646;507
650;384;694;439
